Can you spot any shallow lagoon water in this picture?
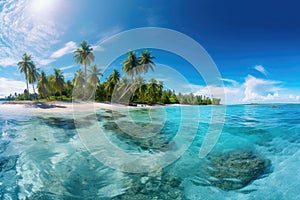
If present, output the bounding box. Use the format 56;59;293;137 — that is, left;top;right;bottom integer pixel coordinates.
0;104;300;199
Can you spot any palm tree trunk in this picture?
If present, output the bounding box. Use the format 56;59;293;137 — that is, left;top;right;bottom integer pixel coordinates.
25;78;30;100
32;84;36;100
32;84;36;94
25;74;30;94
84;64;87;100
26;81;29;93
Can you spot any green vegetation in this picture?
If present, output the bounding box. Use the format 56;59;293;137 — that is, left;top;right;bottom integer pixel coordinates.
4;41;221;105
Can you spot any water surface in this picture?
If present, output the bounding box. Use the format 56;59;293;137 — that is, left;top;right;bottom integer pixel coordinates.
0;104;299;199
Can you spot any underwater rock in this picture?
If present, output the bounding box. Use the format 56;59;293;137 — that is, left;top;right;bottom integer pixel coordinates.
102;120;174;151
205;152;271;190
112;170;183;200
0;155;18;172
0;140;9;153
102;121;171;150
25;191;64;200
40;117;77;130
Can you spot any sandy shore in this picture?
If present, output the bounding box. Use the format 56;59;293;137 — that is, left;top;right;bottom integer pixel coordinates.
0;101;126;114
0;101;183;116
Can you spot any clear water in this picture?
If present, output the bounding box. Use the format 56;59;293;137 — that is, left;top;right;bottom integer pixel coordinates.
0;104;300;199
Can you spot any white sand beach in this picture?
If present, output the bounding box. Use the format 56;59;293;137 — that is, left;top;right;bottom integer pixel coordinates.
0;101;124;114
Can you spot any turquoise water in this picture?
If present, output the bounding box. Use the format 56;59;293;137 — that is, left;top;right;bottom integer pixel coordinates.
0;104;300;199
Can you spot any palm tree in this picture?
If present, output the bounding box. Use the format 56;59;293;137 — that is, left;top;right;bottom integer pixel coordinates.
108;69;120;85
64;80;73;98
118;51;142;101
37;70;49;99
88;64;103;86
86;64;103;99
28;65;40;97
104;69;121;100
18;53;35;94
73;69;85;86
53;69;64;99
122;50;140;78
104;81;115;100
138;50;155;74
47;74;55;96
147;78;161;103
73;40;95;98
73;69;85;99
134;76;147;101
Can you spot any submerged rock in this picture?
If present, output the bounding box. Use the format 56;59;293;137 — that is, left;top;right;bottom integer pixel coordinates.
40;117;77;130
0;140;9;153
0;155;18;172
25;191;65;200
112;170;183;200
102;121;173;150
205;152;271;190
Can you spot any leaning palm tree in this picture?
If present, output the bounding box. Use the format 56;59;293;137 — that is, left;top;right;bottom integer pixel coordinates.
18;53;35;94
118;51;141;102
37;70;49;99
122;50;140;79
138;50;155;74
73;40;95;98
28;65;40;98
53;69;64;100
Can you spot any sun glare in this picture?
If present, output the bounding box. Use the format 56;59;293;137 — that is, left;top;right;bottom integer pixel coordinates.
29;0;58;17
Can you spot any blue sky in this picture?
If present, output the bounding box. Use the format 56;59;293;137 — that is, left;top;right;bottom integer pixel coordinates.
0;0;299;104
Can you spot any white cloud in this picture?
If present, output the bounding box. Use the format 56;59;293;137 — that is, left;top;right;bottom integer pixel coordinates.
194;85;242;104
63;72;75;79
60;65;76;71
50;41;77;59
289;94;295;99
0;0;61;67
254;65;268;76
193;75;300;104
0;58;18;66
243;75;281;102
0;77;26;98
289;94;300;101
219;78;239;86
35;58;54;66
92;45;105;52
